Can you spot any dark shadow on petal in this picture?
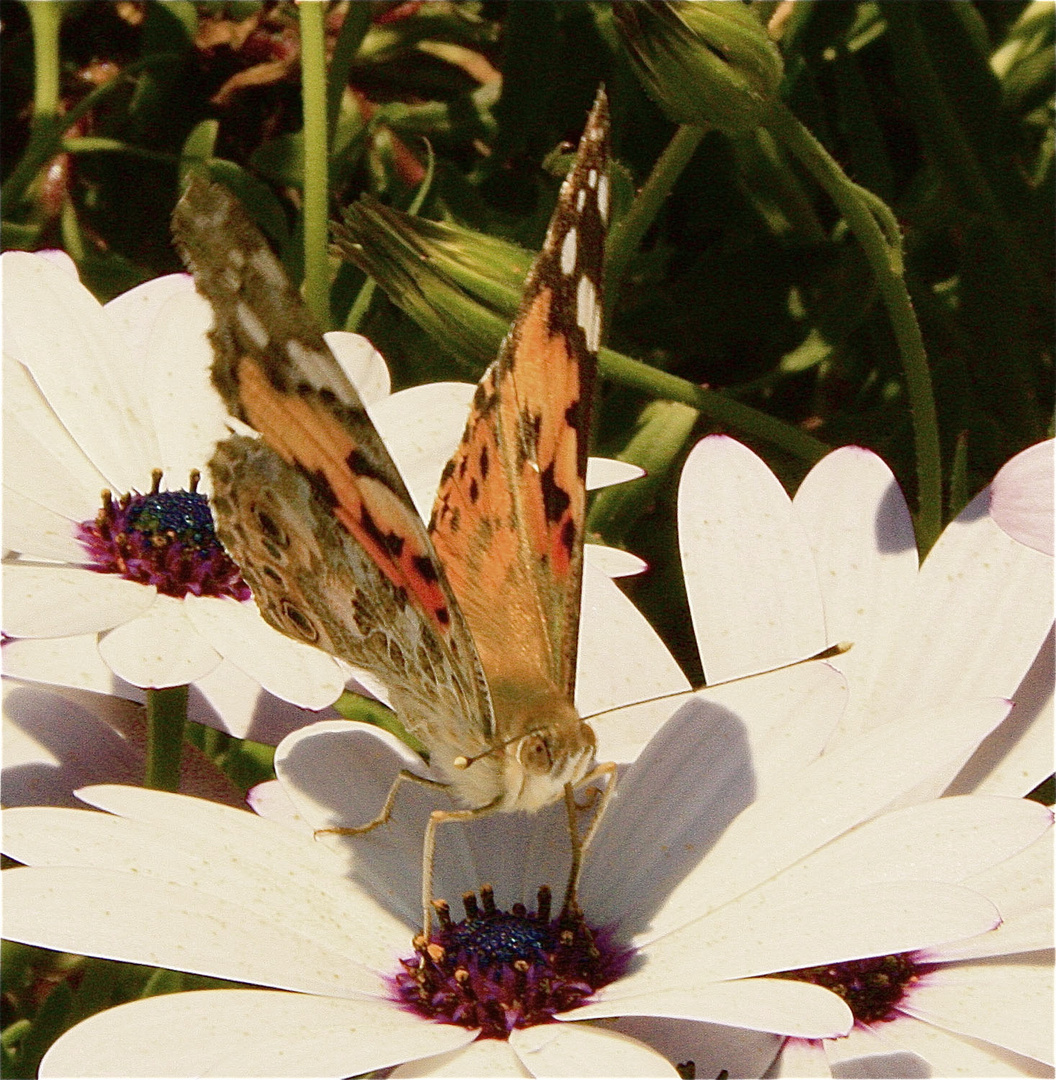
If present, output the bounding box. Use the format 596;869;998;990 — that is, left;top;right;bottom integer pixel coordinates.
579;697;756;938
875;476;919;555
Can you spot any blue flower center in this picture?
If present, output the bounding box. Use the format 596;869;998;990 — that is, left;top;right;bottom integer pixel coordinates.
77;469;250;601
391;885;629;1039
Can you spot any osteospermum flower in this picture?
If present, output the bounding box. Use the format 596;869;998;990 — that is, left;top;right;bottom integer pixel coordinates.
4;655;1049;1077
677;436;1055;1075
2;251;365;734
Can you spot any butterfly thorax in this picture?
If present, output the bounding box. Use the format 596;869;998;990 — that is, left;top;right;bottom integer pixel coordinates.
435;679;596;813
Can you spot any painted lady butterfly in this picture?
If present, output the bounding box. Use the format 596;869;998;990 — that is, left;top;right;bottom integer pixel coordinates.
174;90;613;932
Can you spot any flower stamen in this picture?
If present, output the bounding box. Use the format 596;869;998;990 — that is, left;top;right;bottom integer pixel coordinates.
392;885;628;1039
77;471;250;601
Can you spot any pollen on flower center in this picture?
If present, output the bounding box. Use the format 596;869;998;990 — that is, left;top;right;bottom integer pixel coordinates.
77;469;250;601
776;952;934;1024
391;885;629;1039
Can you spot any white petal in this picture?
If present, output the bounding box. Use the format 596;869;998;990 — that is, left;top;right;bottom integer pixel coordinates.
588;662;841;782
1;633;141;697
510;1021;679;1077
9;784;408;970
679;436;828;683
369;382;475;518
791;447;918;729
769;1037;832;1077
98;595;221;687
582;666;845;932
103;272;196;362
393;1038;527;1077
145;288;230;485
949;625;1054;797
3;487;82;561
868;1009;1052;1076
247;778;311;833
3;564;157;636
325;331;392;405
990;439;1054;555
754;796;1053;908
584;542;648;578
903;958;1054;1065
646;698;1010;941
600;1016;781;1080
31;249;79;277
275;721;441;927
184;594;345;709
40;990;475;1079
565;978;851;1040
3;353;109;515
2;680;142;807
3;251;160;488
962;831;1053;921
3;864;380;996
852;490;1053;733
631;882;998;988
697;661;845;796
3;407;103;525
575;561;689;717
586;457;645;491
188;657;338;741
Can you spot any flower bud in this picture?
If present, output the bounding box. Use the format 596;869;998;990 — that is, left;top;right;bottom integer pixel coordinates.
334;200;527;368
613;1;783;134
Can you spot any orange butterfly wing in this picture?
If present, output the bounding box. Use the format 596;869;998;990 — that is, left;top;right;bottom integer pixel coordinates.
173;177;494;749
429;91;610;706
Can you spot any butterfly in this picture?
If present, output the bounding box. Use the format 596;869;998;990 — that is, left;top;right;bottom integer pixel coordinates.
173;89;613;934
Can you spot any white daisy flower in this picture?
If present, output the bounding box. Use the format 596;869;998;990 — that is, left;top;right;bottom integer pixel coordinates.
4;651;1048;1077
677;435;1055;1076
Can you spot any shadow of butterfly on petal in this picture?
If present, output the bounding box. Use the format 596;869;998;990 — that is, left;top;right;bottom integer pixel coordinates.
173;88;615;935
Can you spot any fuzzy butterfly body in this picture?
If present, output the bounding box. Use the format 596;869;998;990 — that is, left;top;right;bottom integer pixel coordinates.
174;92;609;840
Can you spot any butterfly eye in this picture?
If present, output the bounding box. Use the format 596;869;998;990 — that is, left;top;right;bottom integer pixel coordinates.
518;735;553;774
280;601;319;643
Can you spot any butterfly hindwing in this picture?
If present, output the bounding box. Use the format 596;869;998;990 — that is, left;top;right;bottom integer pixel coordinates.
429;92;610;707
173;178;493;748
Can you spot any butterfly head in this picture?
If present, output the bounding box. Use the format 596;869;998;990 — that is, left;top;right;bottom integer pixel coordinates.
446;682;596;812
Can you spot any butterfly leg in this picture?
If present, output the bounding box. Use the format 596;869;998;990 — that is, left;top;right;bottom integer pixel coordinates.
421;795;503;936
315;769;448;838
561;761;618;917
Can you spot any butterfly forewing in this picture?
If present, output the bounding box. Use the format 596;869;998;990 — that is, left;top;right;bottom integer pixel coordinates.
173;178;494;752
429;93;610;707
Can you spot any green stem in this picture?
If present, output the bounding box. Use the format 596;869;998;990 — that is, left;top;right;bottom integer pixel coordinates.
600;345;828;465
144;686;187;792
26;1;61;120
605;123;706;301
768;99;943;551
299;0;331;329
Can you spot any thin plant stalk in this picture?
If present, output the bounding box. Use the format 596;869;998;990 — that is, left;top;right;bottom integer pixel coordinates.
299;0;331;329
144;686;188;792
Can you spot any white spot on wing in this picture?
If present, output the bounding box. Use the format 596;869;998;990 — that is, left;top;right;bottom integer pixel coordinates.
576;188;587;211
597;174;610;224
588;168;598;189
577;275;600;352
286;340;346;392
561;228;577;276
236;300;269;348
249;249;289;289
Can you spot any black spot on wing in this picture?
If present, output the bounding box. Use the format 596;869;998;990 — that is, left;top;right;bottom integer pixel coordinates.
540;461;571;524
359;502;405;557
560;517;576;555
412;555;439;584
